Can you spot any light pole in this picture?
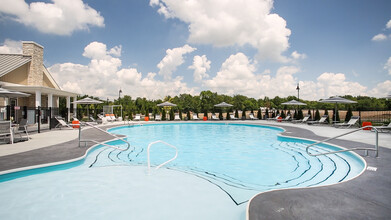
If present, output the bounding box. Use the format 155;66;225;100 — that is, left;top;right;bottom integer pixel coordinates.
119;88;122;100
296;83;300;101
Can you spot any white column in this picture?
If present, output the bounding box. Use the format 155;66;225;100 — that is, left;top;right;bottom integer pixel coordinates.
48;93;53;117
48;93;53;108
66;96;71;122
35;90;41;107
73;96;77;119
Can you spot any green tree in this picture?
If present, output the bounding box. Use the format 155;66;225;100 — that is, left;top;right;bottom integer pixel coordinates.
315;109;321;121
345;107;353;122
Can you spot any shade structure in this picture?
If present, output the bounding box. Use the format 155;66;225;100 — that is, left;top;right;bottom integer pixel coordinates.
72;97;103;105
73;97;103;118
319;96;357;123
281;100;306;106
0;88;30;98
157;101;177;107
214;102;233;108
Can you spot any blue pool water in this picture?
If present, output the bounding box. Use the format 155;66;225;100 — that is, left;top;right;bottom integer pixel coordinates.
0;123;365;220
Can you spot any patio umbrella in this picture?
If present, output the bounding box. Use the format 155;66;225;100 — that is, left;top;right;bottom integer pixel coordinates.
282;100;306;119
0;88;30;98
214;102;233;108
319;96;357;123
73;97;103;118
214;102;233;119
157;101;177;120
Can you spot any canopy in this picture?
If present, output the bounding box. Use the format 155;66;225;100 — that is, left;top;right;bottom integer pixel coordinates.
0;88;30;98
214;102;233;108
72;97;103;105
281;100;306;105
319;96;357;104
157;101;177;107
73;97;103;119
319;96;357;123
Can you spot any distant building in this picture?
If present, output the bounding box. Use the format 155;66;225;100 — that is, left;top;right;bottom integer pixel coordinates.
0;41;78;123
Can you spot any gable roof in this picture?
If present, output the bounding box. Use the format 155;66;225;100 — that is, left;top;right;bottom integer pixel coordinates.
0;54;32;77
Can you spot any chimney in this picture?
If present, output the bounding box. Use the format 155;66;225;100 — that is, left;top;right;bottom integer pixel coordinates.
22;41;44;86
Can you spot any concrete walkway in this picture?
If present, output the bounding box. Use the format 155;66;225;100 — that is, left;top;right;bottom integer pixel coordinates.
0;121;390;219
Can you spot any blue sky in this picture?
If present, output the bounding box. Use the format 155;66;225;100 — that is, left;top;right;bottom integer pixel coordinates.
0;0;390;101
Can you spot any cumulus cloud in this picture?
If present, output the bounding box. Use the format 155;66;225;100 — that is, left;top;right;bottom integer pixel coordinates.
189;55;211;83
291;51;307;60
157;44;196;80
48;41;195;99
387;19;391;29
385;57;391;75
372;33;387;41
150;0;291;62
368;80;391;97
0;39;23;53
0;0;104;35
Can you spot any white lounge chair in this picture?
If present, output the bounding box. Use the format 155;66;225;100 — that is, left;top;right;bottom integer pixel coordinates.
267;114;280;121
0;121;13;144
372;122;391;133
334;116;360;128
292;115;311;123
211;113;219;120
230;113;239;120
249;113;259;120
14;119;29;140
55;117;73;129
280;115;291;122
307;115;328;125
193;113;200;120
155;114;161;121
174;113;181;120
133;114;141;121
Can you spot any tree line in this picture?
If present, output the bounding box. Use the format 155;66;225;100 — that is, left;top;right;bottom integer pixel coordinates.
68;91;390;120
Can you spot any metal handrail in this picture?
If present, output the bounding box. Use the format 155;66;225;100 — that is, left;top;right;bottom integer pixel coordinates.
147;140;178;173
78;122;131;151
306;126;379;157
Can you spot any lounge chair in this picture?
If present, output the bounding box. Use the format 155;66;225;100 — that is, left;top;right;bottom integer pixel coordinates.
334;116;360;128
211;113;219;120
280;115;291;122
307;115;328;125
133;114;141;121
291;115;311;123
155;114;161;121
249;113;259;120
372;122;391;133
230;113;239;120
267;114;280;121
14;119;29;141
0;121;13;144
55;116;73;129
174;113;181;120
193;113;200;120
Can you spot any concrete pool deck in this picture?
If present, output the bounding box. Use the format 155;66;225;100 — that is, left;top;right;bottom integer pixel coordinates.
0;120;390;219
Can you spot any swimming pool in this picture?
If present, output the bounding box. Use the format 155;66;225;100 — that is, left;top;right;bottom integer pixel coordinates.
0;123;365;219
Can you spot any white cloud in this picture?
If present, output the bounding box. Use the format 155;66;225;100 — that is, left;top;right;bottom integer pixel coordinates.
0;39;22;53
189;55;211;83
0;0;104;35
49;41;196;99
157;44;196;80
372;33;387;41
150;0;291;62
368;80;391;97
385;57;391;75
291;51;307;60
387;19;391;29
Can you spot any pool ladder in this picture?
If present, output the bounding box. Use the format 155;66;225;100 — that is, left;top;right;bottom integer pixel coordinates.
78;122;131;151
147;140;178;174
306;126;379;157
